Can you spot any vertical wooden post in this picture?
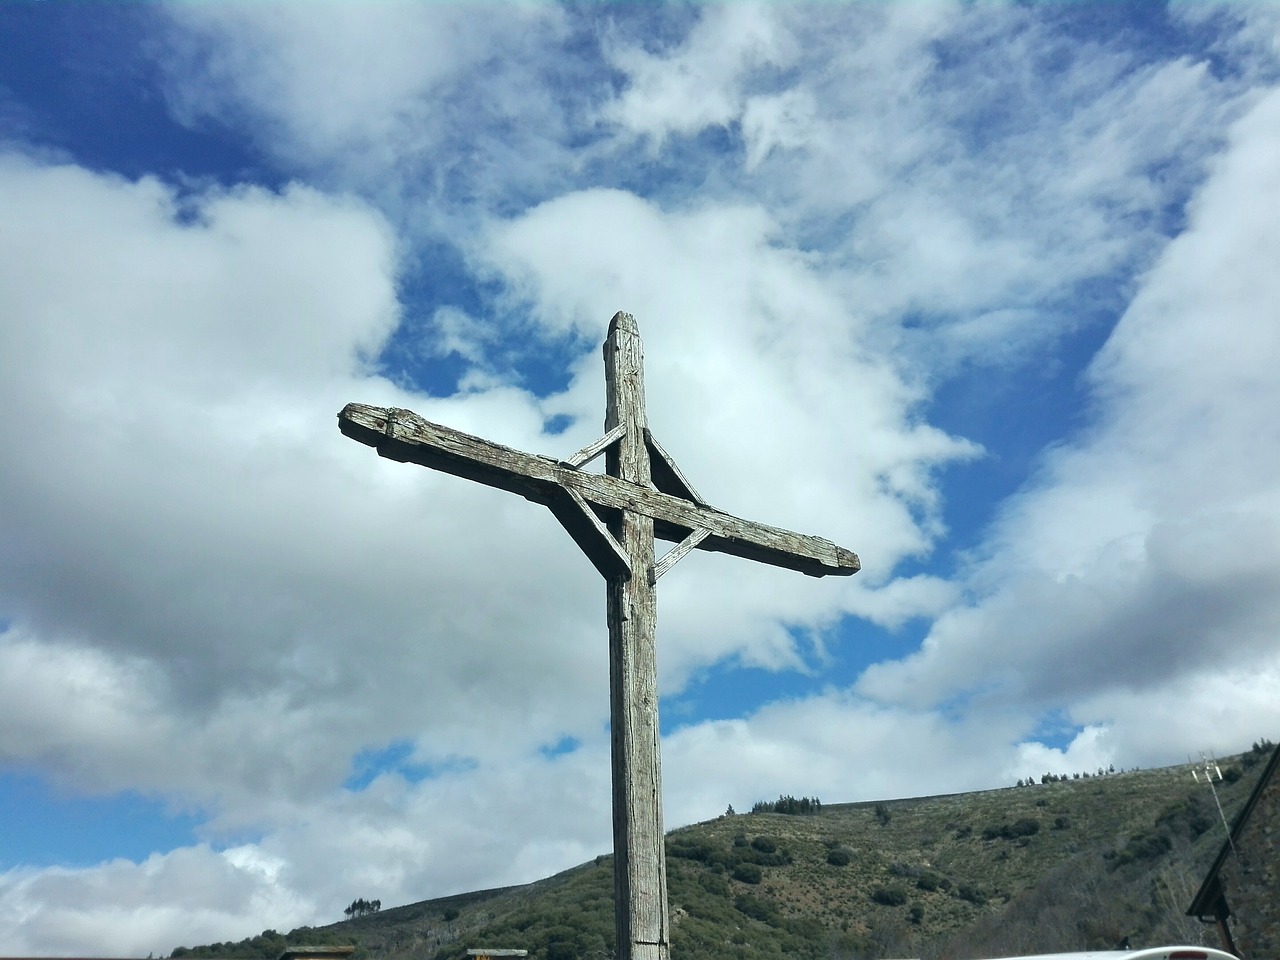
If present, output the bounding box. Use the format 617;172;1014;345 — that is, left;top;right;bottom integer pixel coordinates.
604;312;669;960
340;311;858;960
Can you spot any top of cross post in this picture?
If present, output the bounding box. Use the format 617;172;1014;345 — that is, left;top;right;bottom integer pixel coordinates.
608;311;638;336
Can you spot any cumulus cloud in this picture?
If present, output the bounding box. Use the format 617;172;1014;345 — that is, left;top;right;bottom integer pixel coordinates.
157;3;577;207
480;187;978;671
858;84;1280;750
664;691;1031;819
0;135;958;953
0;845;312;956
602;4;800;146
0;152;623;950
0;156;613;802
602;4;1241;382
3;3;1280;954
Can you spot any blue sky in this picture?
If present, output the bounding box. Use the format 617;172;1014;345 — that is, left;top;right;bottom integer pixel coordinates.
3;1;1280;953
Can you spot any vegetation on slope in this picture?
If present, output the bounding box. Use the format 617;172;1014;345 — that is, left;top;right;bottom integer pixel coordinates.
170;743;1273;960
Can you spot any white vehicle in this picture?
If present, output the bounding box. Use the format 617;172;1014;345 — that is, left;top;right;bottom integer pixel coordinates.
987;949;1236;960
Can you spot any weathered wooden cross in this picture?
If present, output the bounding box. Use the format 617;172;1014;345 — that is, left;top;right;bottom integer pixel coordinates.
338;311;859;960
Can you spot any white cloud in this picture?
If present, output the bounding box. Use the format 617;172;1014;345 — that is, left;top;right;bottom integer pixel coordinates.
664;692;1027;820
858;85;1280;738
0;145;957;951
0;152;623;949
1071;662;1280;764
602;4;1241;382
602;4;799;146
0;845;312;956
157;3;575;204
480;186;979;678
1008;725;1118;783
4;4;1280;953
0;156;612;804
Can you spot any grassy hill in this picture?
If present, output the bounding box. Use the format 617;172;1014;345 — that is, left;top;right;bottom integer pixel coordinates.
171;742;1274;960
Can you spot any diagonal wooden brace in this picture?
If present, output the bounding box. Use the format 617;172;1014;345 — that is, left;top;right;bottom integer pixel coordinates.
651;528;711;584
548;486;631;579
562;424;627;470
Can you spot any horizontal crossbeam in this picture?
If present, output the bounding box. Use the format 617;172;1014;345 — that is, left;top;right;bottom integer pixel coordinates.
339;403;860;580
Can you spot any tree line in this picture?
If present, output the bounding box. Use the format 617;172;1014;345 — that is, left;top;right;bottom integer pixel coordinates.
750;794;822;814
344;897;381;918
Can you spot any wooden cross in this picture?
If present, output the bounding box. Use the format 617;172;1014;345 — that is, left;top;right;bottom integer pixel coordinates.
338;311;859;960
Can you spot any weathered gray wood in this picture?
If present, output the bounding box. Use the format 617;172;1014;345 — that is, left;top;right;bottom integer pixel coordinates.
644;429;706;505
563;423;626;469
338;310;861;960
603;312;668;960
547;486;630;580
338;407;860;579
651;528;711;584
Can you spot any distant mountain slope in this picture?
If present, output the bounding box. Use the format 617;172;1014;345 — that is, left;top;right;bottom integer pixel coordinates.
171;744;1273;960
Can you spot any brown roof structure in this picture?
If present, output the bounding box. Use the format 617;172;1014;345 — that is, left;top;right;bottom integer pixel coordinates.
277;948;356;960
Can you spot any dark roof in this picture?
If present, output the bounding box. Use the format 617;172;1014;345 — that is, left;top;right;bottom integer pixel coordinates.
1187;742;1280;917
277;948;357;960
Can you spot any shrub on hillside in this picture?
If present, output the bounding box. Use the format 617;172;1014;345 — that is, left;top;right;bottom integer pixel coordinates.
735;894;781;926
916;873;943;891
741;847;791;867
1114;830;1173;866
542;923;601;960
982;818;1040;841
871;886;908;906
1243;738;1275;769
171;927;351;960
1155;796;1214;840
667;836;722;865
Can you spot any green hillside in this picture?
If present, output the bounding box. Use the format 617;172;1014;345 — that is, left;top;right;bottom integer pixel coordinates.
171;742;1273;960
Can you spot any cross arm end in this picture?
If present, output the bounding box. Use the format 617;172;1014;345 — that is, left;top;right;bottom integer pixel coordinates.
338;401;395;447
834;546;861;576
